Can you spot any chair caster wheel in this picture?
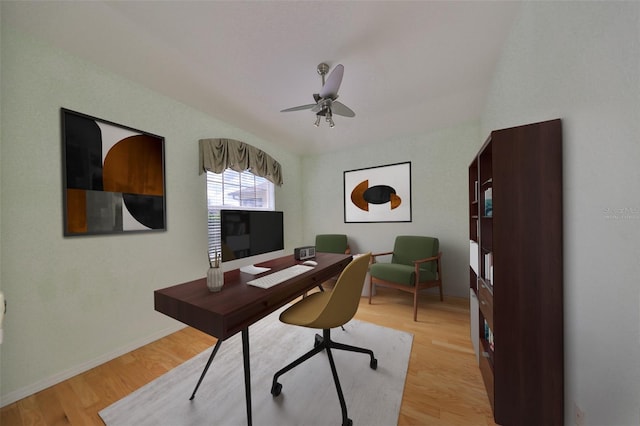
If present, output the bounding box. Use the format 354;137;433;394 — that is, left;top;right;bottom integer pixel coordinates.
271;382;282;396
314;334;323;348
370;358;378;370
342;418;353;426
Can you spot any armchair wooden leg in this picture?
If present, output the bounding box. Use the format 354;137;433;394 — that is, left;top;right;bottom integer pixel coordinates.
368;277;373;305
413;290;418;322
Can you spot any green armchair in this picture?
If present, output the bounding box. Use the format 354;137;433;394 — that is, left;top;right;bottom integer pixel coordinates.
315;234;351;255
368;235;443;321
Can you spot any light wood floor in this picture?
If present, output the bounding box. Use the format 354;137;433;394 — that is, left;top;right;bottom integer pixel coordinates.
1;287;496;425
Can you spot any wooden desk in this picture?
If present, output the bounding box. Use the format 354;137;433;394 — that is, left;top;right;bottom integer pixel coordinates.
154;253;352;425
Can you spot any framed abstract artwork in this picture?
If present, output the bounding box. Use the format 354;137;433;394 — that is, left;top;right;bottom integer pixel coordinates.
61;108;166;236
343;161;412;223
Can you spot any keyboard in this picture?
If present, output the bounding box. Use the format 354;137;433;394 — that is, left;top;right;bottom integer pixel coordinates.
247;264;315;289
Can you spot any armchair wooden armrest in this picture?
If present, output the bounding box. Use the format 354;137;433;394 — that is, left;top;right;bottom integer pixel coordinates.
412;251;442;267
413;252;442;276
370;251;394;264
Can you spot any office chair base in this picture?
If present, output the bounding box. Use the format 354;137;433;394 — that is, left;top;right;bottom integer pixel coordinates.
271;328;376;426
317;333;378;369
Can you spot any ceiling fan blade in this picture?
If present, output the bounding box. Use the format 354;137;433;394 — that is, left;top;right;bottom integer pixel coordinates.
319;64;344;100
331;101;356;118
311;104;323;113
280;104;316;113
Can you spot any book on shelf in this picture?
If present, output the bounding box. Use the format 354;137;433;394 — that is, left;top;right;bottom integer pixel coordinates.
483;252;493;283
469;241;479;275
484;320;495;351
484;187;492;216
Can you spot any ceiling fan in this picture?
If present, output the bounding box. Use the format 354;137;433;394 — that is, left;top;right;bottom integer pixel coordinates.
281;63;355;128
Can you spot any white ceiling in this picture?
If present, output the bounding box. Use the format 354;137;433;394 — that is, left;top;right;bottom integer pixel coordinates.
3;1;521;155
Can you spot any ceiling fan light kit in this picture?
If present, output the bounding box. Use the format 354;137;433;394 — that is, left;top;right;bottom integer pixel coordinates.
281;62;355;128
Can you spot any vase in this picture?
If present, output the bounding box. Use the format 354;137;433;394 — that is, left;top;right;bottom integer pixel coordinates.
206;267;224;292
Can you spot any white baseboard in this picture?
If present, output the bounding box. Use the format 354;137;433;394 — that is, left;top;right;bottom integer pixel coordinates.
0;323;185;408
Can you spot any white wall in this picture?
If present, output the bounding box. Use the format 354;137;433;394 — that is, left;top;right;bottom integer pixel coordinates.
0;27;304;404
301;122;480;298
482;2;640;425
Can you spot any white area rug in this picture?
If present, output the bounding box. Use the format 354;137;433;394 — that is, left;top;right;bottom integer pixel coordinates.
99;308;413;426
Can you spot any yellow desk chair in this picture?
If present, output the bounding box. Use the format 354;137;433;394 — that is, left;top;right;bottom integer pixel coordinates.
270;253;376;426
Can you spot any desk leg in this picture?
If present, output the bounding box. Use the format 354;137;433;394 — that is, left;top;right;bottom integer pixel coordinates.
189;339;222;400
242;328;252;426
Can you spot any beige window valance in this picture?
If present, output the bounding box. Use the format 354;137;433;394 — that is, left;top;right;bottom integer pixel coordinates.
199;138;283;186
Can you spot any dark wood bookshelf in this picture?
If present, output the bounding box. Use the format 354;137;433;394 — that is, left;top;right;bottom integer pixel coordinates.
468;119;564;426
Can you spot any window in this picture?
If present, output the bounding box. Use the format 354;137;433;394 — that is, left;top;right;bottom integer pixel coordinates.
206;169;275;259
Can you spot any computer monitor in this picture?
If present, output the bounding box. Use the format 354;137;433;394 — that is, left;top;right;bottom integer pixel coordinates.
220;209;284;262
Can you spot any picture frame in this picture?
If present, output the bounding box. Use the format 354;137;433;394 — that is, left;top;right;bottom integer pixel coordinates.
61;108;166;236
343;161;412;223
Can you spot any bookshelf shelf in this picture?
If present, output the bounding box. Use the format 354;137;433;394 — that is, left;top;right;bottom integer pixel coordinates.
468;119;564;425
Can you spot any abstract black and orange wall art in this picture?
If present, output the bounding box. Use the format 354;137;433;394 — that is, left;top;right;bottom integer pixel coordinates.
61;109;166;236
343;162;411;223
